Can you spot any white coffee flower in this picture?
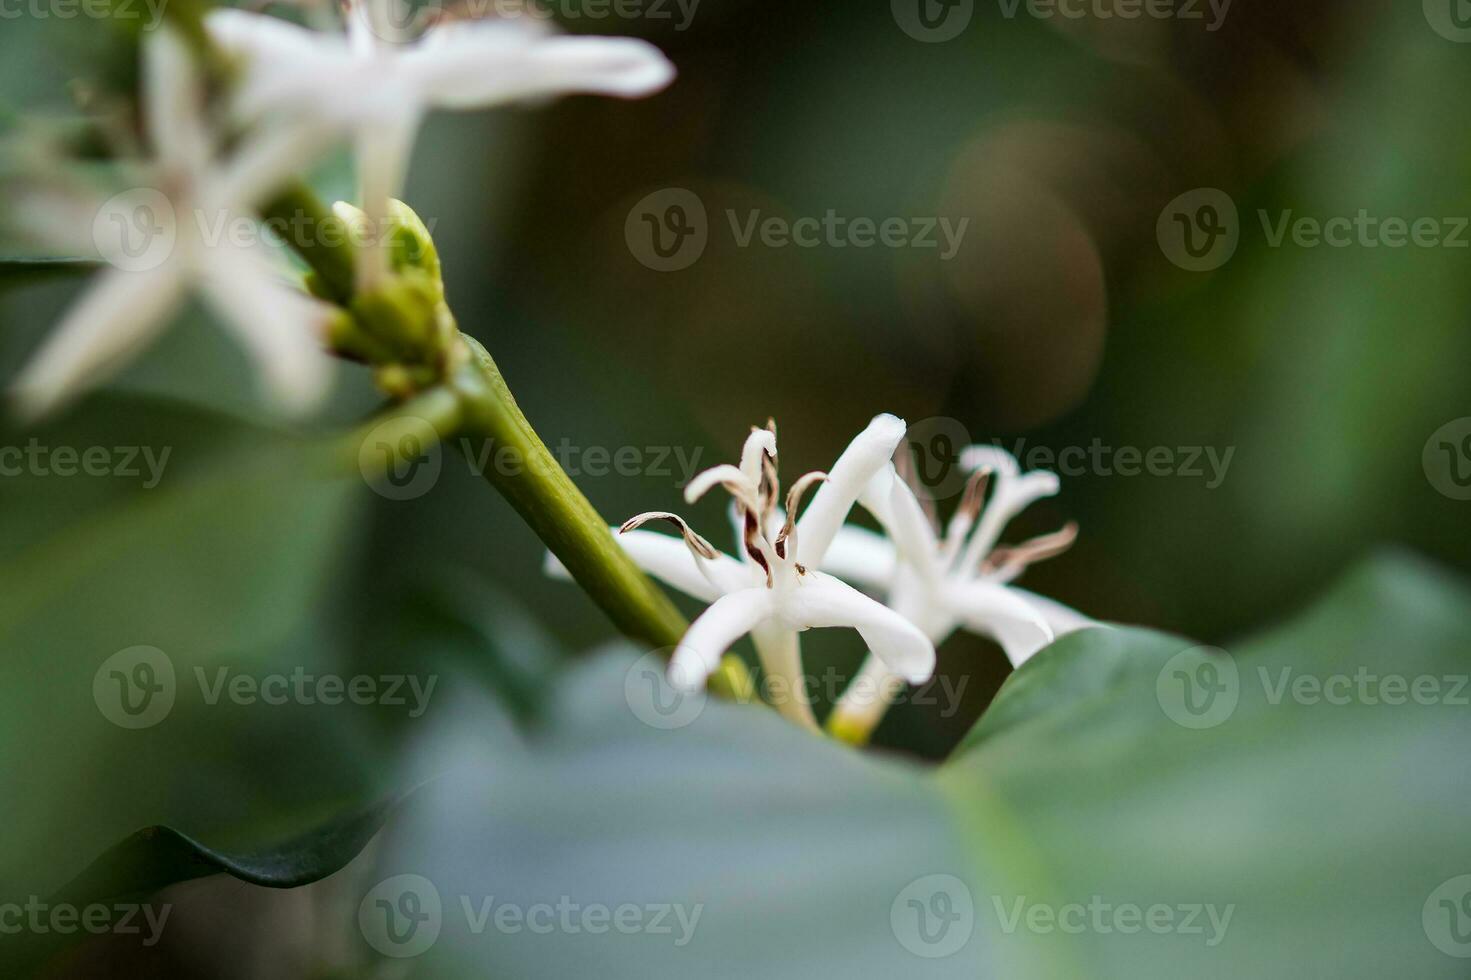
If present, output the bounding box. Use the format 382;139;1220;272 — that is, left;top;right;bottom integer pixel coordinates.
208;1;675;290
10;27;335;420
824;445;1094;740
549;416;936;731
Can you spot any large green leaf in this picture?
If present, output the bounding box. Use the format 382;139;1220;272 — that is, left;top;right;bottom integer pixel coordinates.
345;552;1470;979
1;799;399;975
0;397;370;898
941;550;1471;977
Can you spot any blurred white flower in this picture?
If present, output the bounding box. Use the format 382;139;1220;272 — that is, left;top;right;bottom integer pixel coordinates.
824;445;1093;739
208;1;676;290
548;416;936;731
10;27;335;420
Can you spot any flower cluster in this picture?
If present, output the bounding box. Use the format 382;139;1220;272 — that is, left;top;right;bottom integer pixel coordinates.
550;417;1093;740
9;0;673;417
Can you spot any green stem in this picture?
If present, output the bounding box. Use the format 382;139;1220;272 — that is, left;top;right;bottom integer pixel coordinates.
450;337;754;701
270;175;755;702
451;337;684;646
261;185;358;305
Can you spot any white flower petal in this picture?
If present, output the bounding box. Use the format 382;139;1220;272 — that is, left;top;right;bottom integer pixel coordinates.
207;10;359;122
683;463;755;505
796;413;906;566
959;444;1021;479
213;119;339;209
670;588;773;692
11;266;184;420
882;463;941;573
789;572;936;685
738;425;777;486
197;242;332;413
403;23;675;109
1010;588;1100;638
750;622;818;732
144;27;210;174
817;524;897;591
354;111;421;291
944;580;1055;668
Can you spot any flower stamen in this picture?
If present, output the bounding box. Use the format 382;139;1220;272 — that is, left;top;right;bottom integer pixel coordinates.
981;521;1080;581
620;511;719;561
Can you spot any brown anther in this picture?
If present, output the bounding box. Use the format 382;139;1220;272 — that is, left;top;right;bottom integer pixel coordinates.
620;512;719;560
982;522;1080;577
774;471;828;559
743;508;774;587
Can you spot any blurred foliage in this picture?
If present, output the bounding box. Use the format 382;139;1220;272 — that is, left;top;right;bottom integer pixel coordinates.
0;0;1469;975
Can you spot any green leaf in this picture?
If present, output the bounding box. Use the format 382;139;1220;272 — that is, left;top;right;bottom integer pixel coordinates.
1;800;399;975
354;553;1470;979
940;550;1471;977
0;397;369;898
